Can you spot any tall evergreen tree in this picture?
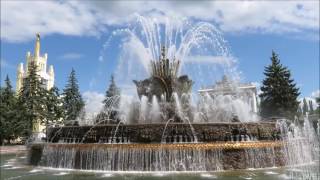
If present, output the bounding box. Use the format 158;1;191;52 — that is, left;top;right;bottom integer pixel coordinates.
96;75;121;123
259;51;300;119
0;75;20;144
103;75;120;109
46;86;64;124
18;61;48;135
302;98;309;115
62;69;85;122
308;100;314;114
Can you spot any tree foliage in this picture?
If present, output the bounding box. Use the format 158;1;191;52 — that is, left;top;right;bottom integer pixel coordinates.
62;69;85;122
96;75;121;123
18;61;48;135
45;86;64;124
0;66;86;144
103;75;120;109
259;51;300;119
0;75;21;144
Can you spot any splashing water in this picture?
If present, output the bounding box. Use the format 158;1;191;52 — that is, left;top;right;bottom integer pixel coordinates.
277;117;319;166
98;14;238;94
91;14;259;124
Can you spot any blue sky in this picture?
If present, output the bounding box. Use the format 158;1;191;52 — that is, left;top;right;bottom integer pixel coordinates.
1;1;319;114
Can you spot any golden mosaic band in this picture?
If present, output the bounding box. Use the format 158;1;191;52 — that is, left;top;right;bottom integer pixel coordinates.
46;141;285;150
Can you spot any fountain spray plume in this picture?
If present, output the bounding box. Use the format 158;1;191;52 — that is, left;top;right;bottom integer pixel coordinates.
95;14;261;124
98;14;238;94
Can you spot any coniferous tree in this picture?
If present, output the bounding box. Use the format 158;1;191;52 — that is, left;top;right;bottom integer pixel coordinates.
96;75;120;123
46;86;64;125
0;75;20;144
18;61;48;135
302;98;309;115
259;51;300;119
103;75;120;109
308;100;314;114
62;69;85;123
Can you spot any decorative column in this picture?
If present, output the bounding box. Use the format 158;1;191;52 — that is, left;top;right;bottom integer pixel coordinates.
31;118;44;142
32;119;41;133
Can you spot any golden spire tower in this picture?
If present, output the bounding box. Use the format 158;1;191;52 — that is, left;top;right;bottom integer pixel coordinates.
34;33;41;57
16;33;54;93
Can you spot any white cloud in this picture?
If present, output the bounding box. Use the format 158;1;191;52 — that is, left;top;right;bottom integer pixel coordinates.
58;53;84;60
82;91;104;117
1;1;100;42
1;1;319;42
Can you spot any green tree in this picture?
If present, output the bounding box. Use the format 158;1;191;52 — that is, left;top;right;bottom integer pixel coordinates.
18;61;48;136
308;100;314;114
302;98;309;115
46;86;64;124
103;75;120;109
259;51;300;119
62;69;85;122
0;75;20;144
96;75;121;123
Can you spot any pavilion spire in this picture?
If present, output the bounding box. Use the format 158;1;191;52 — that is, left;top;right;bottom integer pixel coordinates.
34;33;41;57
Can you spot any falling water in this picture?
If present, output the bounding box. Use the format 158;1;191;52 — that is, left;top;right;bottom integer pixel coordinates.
81;119;113;143
112;120;125;143
245;147;277;168
161;119;174;143
197;93;259;123
139;96;148;122
277;118;319;166
83;13;260;124
40;145;223;171
150;95;161;123
34;14;320;176
38;116;320;172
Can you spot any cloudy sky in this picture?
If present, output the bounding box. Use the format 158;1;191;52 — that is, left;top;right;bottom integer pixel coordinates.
1;1;319;115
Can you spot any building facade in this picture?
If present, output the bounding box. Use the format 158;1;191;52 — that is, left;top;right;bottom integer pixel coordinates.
16;33;55;137
198;75;258;113
16;33;54;94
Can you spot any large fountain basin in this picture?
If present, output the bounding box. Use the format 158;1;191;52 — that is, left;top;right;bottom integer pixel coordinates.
28;141;286;171
48;122;280;143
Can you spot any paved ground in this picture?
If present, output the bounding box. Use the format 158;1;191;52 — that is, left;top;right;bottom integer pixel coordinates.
0;145;26;154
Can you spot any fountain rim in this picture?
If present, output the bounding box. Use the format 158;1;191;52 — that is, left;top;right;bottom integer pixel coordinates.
54;122;277;128
33;140;285;150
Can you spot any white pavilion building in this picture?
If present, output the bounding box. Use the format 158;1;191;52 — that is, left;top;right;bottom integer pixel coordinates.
198;75;258;113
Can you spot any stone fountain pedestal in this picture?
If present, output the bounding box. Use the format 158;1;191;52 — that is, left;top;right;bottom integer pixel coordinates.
27;122;288;171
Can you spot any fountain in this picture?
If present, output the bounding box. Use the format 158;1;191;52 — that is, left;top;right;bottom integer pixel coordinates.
27;16;319;173
133;46;193;123
28;47;318;172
